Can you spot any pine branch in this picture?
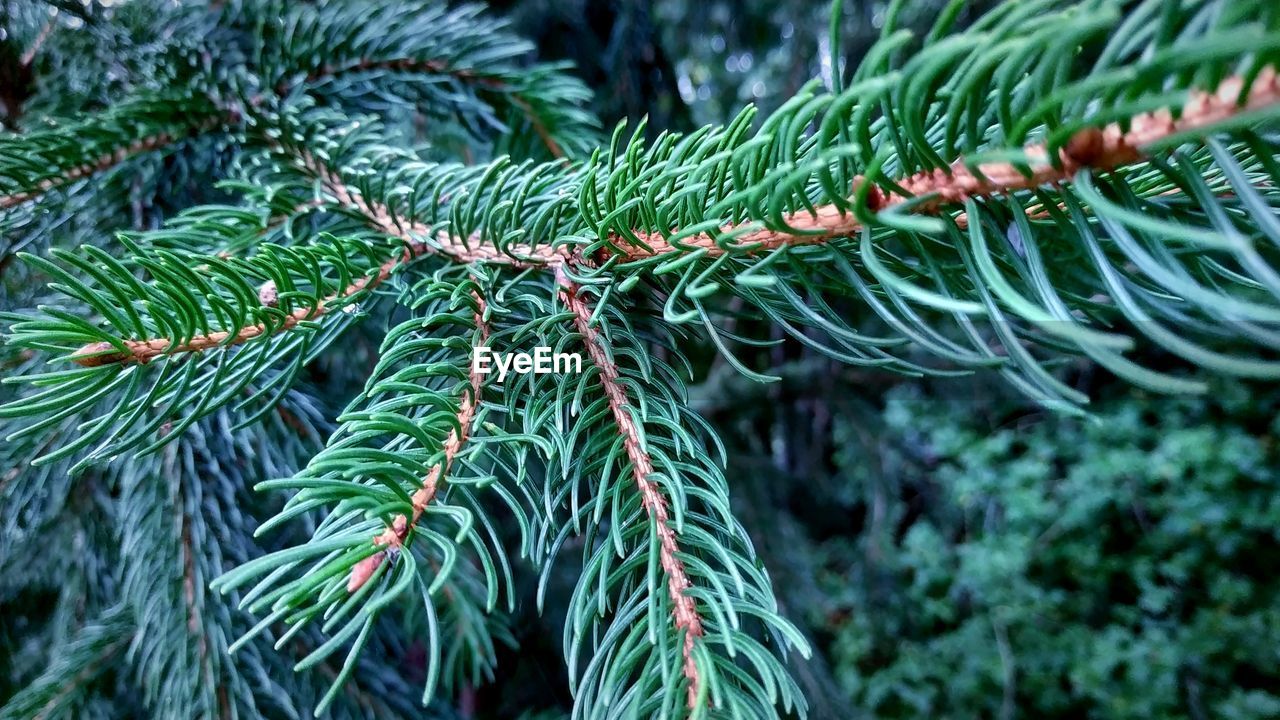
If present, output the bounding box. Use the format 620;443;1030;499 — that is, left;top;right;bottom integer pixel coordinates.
262;0;598;159
509;278;810;716
210;272;515;713
68;239;415;367
615;69;1277;257
65;67;1267;367
60;140;505;367
555;266;706;708
299;149;529;266
118;440;248;718
0;95;227;210
55;68;1280;405
0;126;202;210
601;68;1280;260
8;2;1280;714
281;69;1280;267
1;237;374;465
347;288;490;592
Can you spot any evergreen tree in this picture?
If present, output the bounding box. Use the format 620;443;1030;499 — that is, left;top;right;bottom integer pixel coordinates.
2;0;1279;718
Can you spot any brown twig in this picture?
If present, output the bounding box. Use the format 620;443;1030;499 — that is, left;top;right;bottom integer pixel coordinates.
556;266;705;707
347;293;489;592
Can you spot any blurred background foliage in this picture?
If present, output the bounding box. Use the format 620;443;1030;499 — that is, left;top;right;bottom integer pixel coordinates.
817;380;1280;719
1;0;1277;718
714;369;1280;718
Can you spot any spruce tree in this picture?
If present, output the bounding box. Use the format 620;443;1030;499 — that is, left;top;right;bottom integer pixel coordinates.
2;0;1279;718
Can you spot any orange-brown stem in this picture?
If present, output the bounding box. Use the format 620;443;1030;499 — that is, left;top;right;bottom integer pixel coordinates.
303;153;543;266
614;67;1280;259
69;246;418;367
557;266;705;707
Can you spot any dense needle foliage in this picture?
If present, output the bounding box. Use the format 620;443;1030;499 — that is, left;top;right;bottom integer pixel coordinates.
2;0;1280;718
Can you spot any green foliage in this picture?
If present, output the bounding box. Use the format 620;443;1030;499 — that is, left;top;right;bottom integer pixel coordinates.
2;235;382;467
212;266;514;714
498;279;811;717
2;0;1280;718
822;381;1280;719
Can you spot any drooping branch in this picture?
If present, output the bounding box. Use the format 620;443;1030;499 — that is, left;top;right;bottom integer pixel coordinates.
557;266;706;708
347;293;489;592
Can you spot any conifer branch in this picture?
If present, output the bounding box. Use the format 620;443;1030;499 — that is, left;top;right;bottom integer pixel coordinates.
556;266;706;708
63;147;497;367
67;69;1280;370
0;114;225;210
308;69;1280;266
300;151;537;266
615;67;1280;260
68;242;410;367
347;291;489;593
11;1;1280;715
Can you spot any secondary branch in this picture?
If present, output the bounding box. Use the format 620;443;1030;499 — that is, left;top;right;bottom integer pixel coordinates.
347;294;489;592
69;242;420;367
0;117;221;210
557;267;706;708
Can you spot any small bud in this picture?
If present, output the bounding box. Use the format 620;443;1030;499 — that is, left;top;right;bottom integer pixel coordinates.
258;281;278;308
347;551;386;593
1063;127;1105;166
